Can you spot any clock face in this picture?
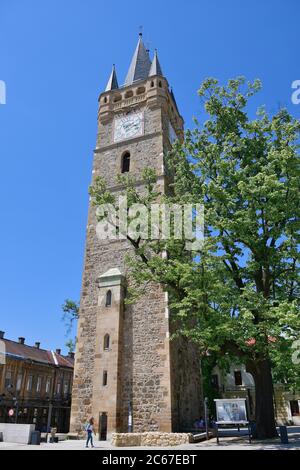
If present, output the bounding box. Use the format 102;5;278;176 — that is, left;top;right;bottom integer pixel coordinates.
114;112;144;142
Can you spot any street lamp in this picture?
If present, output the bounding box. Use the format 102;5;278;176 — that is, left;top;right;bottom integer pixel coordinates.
12;397;19;424
45;396;53;443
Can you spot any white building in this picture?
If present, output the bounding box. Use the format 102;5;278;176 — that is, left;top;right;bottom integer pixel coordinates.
212;364;300;425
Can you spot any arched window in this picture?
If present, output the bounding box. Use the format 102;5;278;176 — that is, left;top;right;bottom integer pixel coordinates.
137;86;145;95
121;152;130;173
159;81;162;88
103;370;108;386
104;334;110;350
125;90;134;99
151;80;154;88
105;290;112;307
113;94;122;103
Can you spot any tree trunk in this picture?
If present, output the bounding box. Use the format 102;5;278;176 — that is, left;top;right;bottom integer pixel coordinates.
246;357;278;439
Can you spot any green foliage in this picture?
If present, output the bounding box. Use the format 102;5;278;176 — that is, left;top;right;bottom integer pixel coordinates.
89;77;300;388
61;299;79;345
65;338;76;354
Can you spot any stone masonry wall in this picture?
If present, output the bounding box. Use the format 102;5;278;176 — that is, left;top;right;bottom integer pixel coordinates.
111;432;193;447
70;101;172;435
70;78;202;436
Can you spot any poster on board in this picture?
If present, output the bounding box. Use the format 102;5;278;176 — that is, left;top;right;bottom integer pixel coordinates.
214;398;248;423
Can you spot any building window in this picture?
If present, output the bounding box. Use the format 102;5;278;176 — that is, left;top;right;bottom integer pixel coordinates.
104;334;110;351
159;81;162;88
290;400;300;416
16;374;23;392
5;370;12;389
136;86;145;95
64;381;69;395
36;376;42;393
125;90;133;99
105;290;112;307
234;370;243;386
211;374;219;390
121;152;130;173
104;96;107;103
113;94;122;103
151;80;154;88
45;378;51;394
56;381;61;395
26;376;33;392
103;370;108;386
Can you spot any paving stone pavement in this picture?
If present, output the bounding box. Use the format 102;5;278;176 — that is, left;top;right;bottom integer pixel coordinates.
0;433;300;450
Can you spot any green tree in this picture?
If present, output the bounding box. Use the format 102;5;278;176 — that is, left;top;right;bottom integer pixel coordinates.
90;77;300;439
62;299;79;352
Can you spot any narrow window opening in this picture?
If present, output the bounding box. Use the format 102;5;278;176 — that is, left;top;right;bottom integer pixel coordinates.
106;290;112;307
103;371;108;386
121;152;130;173
104;334;110;350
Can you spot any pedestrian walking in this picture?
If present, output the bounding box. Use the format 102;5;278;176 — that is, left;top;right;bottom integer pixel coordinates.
85;417;96;448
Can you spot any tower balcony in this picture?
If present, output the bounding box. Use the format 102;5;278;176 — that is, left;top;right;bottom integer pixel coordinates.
98;76;183;130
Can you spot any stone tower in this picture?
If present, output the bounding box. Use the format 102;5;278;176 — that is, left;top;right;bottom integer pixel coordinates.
70;34;202;438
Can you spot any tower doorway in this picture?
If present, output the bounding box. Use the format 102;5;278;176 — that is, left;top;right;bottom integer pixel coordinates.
99;412;108;441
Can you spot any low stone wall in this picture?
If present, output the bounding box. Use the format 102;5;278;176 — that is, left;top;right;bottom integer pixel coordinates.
111;432;193;447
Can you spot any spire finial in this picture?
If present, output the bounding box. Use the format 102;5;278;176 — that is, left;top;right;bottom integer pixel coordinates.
139;25;143;37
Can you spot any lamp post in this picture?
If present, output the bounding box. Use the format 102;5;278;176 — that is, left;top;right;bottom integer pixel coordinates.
12;397;19;424
45;397;53;443
0;393;6;422
204;397;209;440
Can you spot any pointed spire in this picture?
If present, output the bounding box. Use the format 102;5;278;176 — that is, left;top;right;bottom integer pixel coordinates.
149;49;163;77
124;33;152;86
105;64;119;91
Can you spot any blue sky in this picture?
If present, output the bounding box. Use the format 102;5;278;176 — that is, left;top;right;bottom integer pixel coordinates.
0;0;299;353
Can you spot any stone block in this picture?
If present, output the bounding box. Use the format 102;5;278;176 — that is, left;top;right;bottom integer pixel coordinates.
111;432;193;447
0;424;35;444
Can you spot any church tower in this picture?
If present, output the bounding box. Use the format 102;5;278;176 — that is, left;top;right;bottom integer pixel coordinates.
70;34;202;438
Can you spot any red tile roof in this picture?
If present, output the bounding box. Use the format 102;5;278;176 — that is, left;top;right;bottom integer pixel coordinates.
2;338;74;369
